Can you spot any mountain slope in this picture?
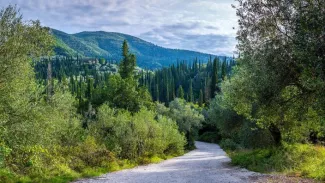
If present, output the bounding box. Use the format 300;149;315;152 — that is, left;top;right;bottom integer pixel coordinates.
52;29;227;69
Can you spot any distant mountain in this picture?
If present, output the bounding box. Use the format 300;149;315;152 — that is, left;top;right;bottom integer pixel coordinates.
52;29;229;69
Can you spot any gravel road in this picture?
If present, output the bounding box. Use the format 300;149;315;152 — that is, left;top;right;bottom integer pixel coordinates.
74;141;263;183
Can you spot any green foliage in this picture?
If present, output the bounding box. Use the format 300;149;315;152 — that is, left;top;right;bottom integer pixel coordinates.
105;75;154;113
91;104;185;159
0;5;186;183
230;0;325;145
139;58;236;105
158;99;204;149
119;40;136;79
219;139;240;151
177;86;185;99
207;96;274;149
230;144;325;180
210;58;218;96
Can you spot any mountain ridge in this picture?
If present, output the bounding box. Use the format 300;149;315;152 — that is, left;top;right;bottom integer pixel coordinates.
52;29;229;69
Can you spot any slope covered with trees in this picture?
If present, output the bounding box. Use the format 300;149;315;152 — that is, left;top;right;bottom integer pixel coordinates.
52;29;230;69
139;57;236;104
0;6;193;183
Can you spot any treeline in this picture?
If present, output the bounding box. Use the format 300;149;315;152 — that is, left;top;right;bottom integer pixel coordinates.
0;6;204;183
34;54;236;110
139;57;236;104
201;0;325;181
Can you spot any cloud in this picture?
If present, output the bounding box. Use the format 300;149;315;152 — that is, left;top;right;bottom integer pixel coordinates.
140;22;236;55
0;0;238;55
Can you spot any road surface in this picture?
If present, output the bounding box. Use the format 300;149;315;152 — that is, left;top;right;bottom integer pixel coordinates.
74;141;262;183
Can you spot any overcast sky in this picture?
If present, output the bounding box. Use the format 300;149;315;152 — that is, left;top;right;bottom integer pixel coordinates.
0;0;238;56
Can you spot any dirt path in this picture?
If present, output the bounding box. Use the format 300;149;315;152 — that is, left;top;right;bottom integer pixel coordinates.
74;141;264;183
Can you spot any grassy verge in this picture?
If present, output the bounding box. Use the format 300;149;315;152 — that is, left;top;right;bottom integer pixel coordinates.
0;154;178;183
228;143;325;181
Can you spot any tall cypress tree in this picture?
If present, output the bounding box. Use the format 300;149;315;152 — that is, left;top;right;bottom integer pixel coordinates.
211;58;218;97
199;89;203;107
87;78;94;100
155;84;159;102
119;40;136;79
166;83;170;103
222;60;227;80
177;85;184;99
189;79;193;102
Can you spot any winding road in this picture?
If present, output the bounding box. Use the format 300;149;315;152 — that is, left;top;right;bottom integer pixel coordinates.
74;141;262;183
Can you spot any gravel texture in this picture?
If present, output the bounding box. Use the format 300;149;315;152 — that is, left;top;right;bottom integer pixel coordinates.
74;141;263;183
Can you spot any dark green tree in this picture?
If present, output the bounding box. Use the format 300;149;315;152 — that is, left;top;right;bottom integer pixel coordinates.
189;79;193;102
119;40;136;79
221;61;227;80
199;89;203;107
211;58;218;97
177;85;184;99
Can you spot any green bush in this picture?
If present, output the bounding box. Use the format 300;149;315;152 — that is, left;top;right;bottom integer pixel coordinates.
219;139;240;151
91;104;185;160
159;99;204;150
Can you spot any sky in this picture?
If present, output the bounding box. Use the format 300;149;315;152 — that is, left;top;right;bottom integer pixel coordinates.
0;0;238;56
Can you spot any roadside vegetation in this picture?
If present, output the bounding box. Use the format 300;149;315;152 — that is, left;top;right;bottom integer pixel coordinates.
0;6;199;183
199;0;325;181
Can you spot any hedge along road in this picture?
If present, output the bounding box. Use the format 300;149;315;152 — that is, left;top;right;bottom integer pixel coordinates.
73;141;262;183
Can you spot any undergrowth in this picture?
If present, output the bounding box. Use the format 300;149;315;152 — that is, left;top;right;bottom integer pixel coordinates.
229;143;325;181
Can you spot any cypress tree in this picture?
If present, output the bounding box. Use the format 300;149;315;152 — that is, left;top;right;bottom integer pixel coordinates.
177;85;184;99
199;89;203;107
222;60;227;80
87;78;94;100
166;83;170;102
211;58;218;97
155;84;159;102
189;79;193;102
119;40;136;79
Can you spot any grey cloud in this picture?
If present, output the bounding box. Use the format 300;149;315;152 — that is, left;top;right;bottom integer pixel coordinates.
0;0;237;55
140;22;235;55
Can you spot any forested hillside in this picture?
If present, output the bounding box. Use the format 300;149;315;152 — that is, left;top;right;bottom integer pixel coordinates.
52;29;230;69
139;58;236;104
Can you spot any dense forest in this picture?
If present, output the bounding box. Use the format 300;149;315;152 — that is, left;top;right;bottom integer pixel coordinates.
1;0;325;182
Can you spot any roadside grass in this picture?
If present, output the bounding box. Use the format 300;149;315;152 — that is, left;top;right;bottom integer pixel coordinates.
0;154;180;183
229;143;325;181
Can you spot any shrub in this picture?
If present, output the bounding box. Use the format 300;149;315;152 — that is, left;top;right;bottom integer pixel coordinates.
91;104;186;160
230;144;325;180
219;139;240;151
161;99;204;149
